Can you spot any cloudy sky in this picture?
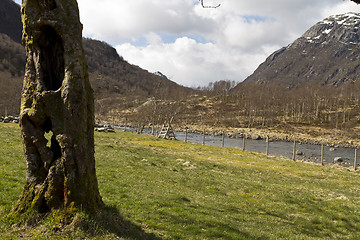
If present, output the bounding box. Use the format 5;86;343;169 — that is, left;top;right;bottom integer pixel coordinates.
15;0;360;87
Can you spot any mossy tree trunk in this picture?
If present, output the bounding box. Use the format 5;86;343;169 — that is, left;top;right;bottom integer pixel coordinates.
13;0;102;214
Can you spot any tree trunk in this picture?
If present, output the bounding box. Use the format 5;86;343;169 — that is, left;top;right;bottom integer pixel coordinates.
13;0;102;214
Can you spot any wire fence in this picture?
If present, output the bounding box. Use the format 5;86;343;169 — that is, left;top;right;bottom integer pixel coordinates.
115;125;358;170
178;128;358;170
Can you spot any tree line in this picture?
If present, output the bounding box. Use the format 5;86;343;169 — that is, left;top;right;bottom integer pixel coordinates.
120;80;360;138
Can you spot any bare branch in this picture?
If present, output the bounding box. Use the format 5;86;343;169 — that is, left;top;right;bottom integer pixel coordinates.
199;0;221;8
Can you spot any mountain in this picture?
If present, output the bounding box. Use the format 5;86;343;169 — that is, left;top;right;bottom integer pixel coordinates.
83;39;191;102
239;13;360;89
0;0;22;43
0;33;24;115
0;1;192;116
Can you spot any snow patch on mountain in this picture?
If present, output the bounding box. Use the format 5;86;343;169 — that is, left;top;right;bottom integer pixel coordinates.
301;12;360;45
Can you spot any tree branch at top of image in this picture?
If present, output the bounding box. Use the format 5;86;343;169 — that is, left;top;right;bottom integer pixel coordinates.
200;0;221;8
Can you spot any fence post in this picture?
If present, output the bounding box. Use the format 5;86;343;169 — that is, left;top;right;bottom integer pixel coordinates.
292;140;296;161
203;129;206;145
355;148;358;171
124;118;127;132
266;136;269;156
242;136;246;151
222;132;225;147
321;144;324;166
185;127;188;142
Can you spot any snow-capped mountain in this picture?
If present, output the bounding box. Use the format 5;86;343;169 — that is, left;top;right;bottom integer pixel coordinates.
241;13;360;88
301;13;360;46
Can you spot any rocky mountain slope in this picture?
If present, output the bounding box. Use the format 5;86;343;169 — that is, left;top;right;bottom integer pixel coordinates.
238;13;360;89
83;39;191;102
0;0;22;43
0;1;192;116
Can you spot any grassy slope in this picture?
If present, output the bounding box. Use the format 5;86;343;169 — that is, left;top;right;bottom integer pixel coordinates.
1;123;360;239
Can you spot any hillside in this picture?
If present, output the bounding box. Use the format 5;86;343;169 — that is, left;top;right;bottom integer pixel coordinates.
0;0;22;43
238;13;360;89
83;39;192;108
0;33;24;116
0;2;193;116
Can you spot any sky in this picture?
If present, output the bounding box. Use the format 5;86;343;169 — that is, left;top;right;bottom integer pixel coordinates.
14;0;360;87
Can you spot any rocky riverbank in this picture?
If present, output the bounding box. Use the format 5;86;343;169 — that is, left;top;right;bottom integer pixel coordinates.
0;115;19;123
177;124;360;148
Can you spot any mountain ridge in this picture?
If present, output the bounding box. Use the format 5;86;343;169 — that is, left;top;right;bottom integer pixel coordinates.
238;12;360;89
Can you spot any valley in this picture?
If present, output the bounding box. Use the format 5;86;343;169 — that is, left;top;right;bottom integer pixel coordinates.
2;1;360;238
2;1;360;148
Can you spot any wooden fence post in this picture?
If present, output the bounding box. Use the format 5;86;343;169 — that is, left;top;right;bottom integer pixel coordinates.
203;129;206;145
292;140;296;161
242;136;246;151
266;136;269;156
222;132;225;147
185;127;188;142
124;118;127;132
355;148;358;171
321;144;324;166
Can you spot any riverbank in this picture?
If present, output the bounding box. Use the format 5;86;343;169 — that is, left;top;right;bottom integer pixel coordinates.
94;118;360;148
175;124;360;148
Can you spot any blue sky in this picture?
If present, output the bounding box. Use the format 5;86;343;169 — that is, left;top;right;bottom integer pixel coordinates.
14;0;360;87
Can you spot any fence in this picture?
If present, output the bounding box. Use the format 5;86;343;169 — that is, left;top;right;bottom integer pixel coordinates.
115;124;359;170
180;128;359;171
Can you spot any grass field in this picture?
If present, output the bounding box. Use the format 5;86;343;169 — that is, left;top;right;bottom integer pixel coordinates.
1;123;360;239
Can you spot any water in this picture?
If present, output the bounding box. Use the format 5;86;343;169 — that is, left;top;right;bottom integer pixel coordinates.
115;126;357;168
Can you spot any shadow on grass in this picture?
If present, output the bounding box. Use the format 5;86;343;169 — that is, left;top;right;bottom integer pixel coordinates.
2;205;163;239
83;205;163;240
156;206;264;240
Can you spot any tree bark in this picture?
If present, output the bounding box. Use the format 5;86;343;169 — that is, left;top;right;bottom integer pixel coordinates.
13;0;102;214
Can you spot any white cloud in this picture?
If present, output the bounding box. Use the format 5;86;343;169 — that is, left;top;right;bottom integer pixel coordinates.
116;34;267;87
77;0;213;44
14;0;360;87
74;0;360;87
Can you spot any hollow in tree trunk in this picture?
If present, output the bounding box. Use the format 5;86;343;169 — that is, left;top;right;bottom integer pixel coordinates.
13;0;102;214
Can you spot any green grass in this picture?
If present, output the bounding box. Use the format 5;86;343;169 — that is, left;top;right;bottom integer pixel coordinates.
1;123;360;239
